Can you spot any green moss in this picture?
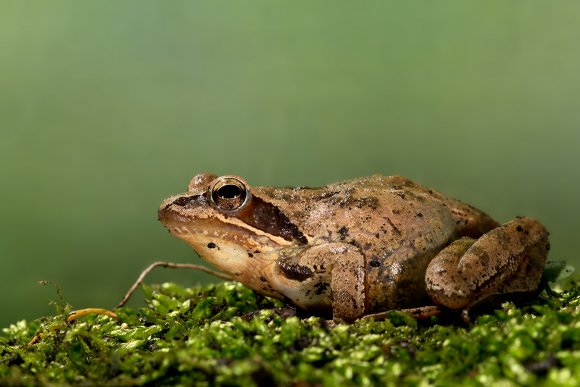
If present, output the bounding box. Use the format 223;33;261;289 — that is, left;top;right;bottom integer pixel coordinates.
1;281;579;386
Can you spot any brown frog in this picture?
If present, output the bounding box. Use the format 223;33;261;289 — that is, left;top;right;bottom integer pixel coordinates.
156;174;549;322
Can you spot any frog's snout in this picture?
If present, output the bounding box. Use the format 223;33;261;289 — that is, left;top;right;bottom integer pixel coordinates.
158;197;188;224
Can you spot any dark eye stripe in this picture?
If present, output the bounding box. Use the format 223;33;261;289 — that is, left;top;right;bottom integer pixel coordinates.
236;197;308;245
169;192;307;245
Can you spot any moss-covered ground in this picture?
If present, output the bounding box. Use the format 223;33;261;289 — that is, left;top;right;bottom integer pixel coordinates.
1;281;579;386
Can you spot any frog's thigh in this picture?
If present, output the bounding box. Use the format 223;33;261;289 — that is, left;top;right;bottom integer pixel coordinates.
425;217;549;310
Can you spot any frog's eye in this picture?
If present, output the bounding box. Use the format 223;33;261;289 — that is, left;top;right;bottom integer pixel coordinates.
209;176;251;213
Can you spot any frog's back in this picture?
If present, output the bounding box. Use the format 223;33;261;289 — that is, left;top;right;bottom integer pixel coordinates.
342;174;499;237
335;174;431;190
301;174;460;245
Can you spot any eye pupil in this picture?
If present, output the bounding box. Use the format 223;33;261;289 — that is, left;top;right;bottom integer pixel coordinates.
209;176;250;212
217;184;241;199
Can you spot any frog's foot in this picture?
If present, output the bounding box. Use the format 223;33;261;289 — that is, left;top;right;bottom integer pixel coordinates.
277;242;366;324
425;217;549;311
362;305;443;321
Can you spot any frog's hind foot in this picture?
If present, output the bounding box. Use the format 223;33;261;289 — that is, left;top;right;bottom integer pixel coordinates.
425;217;549;312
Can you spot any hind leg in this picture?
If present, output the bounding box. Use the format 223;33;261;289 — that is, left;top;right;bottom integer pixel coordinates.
425;217;549;313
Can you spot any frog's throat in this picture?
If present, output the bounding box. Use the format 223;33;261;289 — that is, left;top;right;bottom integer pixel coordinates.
162;221;283;278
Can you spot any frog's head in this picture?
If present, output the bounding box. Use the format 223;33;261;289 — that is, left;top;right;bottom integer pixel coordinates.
158;173;308;276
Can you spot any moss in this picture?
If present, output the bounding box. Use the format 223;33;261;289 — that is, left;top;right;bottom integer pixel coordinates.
1;281;579;386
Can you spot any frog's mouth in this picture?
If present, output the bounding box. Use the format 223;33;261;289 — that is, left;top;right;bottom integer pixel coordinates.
158;199;299;253
159;215;288;251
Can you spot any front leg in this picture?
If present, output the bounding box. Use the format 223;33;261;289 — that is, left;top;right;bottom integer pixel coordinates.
425;217;549;312
329;244;366;322
275;243;366;323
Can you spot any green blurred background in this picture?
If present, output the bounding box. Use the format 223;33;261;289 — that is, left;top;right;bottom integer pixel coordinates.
1;2;579;328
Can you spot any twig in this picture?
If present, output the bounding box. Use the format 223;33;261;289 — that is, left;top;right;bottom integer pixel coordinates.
114;261;235;310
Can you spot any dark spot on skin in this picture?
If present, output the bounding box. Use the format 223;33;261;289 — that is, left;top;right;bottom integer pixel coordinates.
375;233;380;239
277;260;313;281
314;281;330;295
248;252;254;257
516;225;524;232
207;242;217;249
338;226;349;240
369;260;381;267
415;212;423;218
259;276;267;282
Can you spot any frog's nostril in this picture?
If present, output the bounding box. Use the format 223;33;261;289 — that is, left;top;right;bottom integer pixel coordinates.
172;196;195;207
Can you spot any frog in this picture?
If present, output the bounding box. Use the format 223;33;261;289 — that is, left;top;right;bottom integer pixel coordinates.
155;173;550;323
